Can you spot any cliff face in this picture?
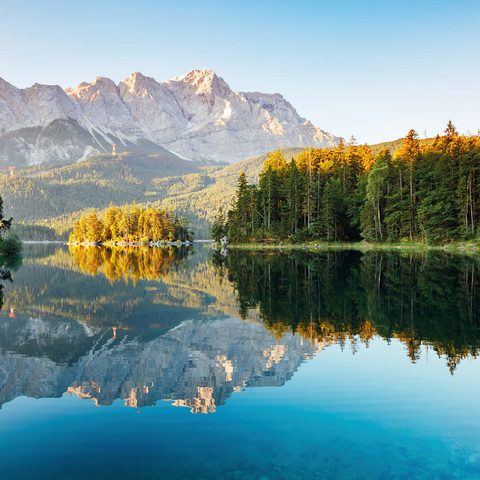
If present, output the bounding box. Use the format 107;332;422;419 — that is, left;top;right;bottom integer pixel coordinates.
0;316;331;413
0;70;340;165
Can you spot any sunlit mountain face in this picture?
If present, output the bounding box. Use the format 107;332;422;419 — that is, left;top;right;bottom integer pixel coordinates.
0;70;340;167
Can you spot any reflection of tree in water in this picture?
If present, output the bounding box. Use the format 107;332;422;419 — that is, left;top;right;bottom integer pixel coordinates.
69;245;192;284
215;250;480;373
0;255;23;314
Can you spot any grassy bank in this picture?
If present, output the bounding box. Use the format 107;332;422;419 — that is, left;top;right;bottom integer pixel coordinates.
223;240;480;254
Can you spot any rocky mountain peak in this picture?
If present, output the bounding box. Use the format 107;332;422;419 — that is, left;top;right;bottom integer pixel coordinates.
171;69;231;96
21;82;81;125
125;71;151;84
0;77;18;92
0;77;23;105
121;72;161;96
24;82;64;96
66;76;118;102
0;70;341;165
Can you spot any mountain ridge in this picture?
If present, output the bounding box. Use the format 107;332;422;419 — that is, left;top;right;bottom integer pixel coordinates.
0;69;341;166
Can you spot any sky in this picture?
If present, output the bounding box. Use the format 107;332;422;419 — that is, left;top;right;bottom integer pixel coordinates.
1;0;479;144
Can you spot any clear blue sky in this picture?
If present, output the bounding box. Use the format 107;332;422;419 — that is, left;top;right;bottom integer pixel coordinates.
1;0;479;143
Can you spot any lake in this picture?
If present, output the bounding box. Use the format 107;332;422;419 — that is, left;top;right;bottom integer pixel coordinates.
0;244;479;480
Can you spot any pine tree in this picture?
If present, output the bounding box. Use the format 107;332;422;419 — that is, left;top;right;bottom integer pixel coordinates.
102;204;118;241
77;215;87;243
321;178;343;240
363;158;388;240
130;201;140;240
232;171;253;240
0;194;12;238
396;129;420;240
283;160;303;234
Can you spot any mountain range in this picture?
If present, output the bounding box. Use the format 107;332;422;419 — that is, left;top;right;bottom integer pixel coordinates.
0;69;340;166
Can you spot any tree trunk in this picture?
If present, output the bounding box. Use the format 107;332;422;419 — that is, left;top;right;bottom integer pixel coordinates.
377;196;383;240
469;172;475;234
268;180;271;230
409;160;413;240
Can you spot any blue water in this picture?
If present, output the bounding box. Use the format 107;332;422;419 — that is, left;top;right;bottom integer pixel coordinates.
0;245;479;479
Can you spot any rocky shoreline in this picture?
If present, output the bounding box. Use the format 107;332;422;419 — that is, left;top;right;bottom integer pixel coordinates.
68;240;196;247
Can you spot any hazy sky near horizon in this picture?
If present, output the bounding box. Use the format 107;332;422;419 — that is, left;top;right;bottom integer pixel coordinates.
1;0;479;144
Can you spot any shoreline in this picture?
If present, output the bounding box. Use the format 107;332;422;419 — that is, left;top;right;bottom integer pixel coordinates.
22;240;67;244
224;241;480;254
67;241;196;247
22;239;212;245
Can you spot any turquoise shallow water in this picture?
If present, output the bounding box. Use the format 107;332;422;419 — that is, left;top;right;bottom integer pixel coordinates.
0;245;479;479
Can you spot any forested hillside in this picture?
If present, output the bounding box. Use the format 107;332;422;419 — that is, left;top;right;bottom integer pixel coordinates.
227;123;480;244
0;148;297;239
3;128;476;243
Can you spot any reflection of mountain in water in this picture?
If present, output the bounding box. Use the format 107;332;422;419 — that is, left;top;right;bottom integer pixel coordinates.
0;315;328;413
2;242;480;418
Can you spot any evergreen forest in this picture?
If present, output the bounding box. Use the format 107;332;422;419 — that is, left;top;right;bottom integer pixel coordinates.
224;122;480;244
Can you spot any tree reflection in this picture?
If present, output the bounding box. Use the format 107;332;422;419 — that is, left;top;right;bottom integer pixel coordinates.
69;245;192;284
215;250;480;373
0;254;23;315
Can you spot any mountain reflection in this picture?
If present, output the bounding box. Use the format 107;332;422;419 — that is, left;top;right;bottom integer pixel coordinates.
0;314;327;412
0;245;479;414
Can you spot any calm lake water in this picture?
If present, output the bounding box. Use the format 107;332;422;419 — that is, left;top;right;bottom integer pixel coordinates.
0;244;479;480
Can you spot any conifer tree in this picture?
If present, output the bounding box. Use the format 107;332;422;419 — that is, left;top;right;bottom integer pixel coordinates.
284;160;303;234
211;206;226;241
321;178;343;240
396;129;420;240
0;195;12;238
363;158;388;240
232;171;253;240
78;215;87;243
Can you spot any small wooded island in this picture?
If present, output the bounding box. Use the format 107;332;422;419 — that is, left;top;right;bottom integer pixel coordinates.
69;203;194;245
217;123;480;247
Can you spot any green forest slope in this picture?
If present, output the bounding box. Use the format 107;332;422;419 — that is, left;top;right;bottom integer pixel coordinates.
1;148;302;239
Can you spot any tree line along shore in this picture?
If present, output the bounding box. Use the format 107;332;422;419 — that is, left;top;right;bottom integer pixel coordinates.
214;122;480;246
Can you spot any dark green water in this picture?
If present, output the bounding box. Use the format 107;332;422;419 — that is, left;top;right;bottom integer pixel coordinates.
0;244;479;480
